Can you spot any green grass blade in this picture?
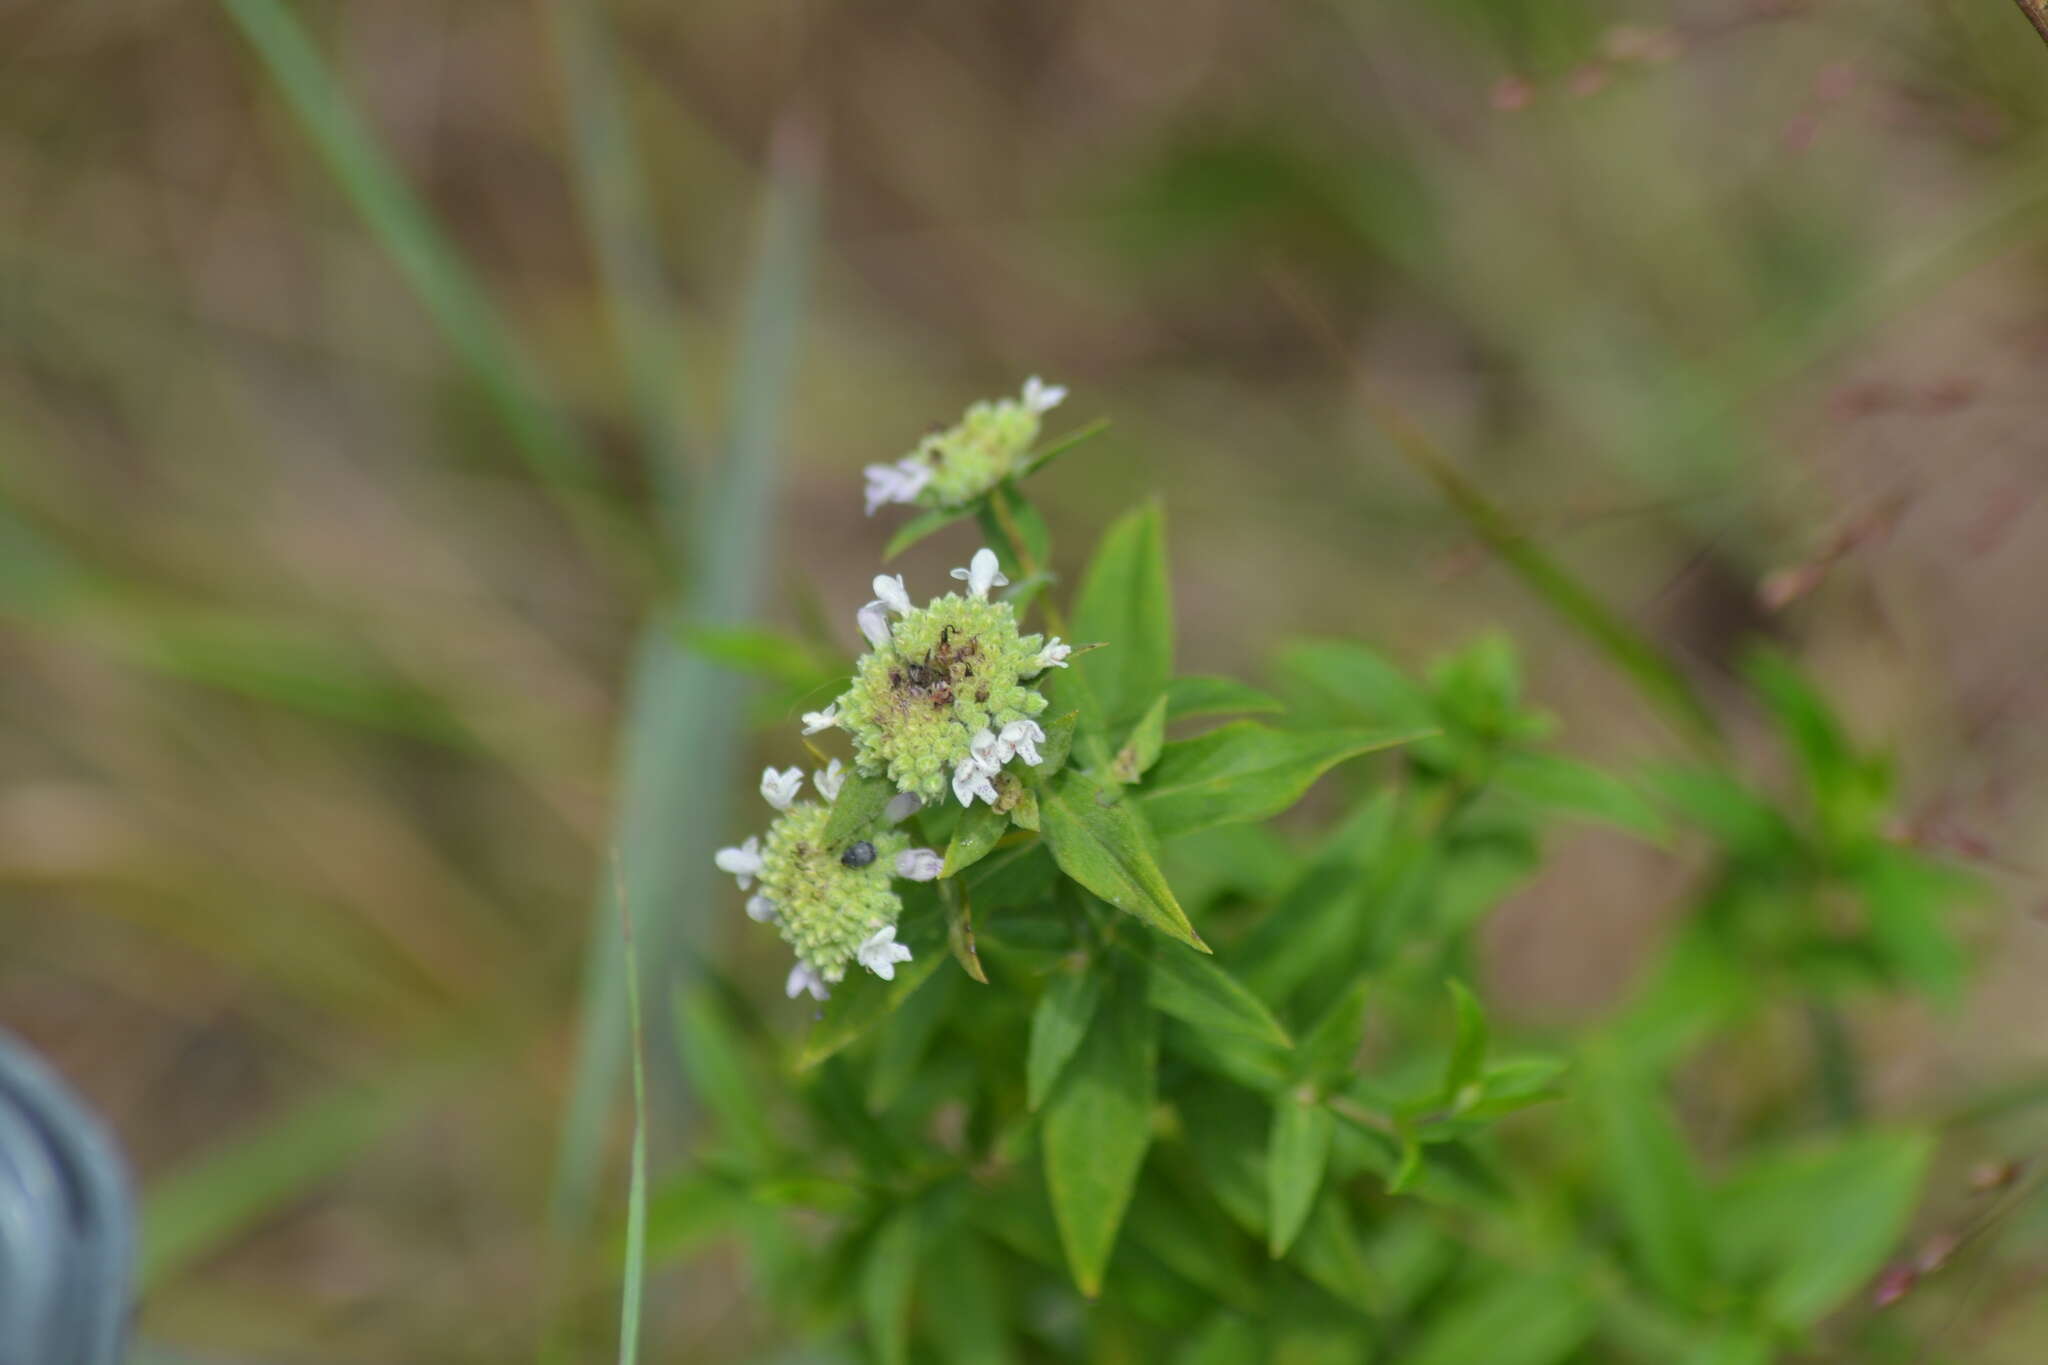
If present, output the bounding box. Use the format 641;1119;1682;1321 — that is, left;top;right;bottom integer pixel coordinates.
216;0;626;558
140;1074;427;1290
615;868;649;1365
542;0;697;549
547;117;821;1322
1360;388;1723;751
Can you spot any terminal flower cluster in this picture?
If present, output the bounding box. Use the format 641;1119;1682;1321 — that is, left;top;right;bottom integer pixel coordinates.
864;376;1066;516
805;548;1070;806
715;761;941;1000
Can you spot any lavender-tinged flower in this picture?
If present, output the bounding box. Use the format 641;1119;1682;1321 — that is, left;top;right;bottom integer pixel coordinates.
802;702;841;734
746;894;779;923
786;962;830;1001
895;848;944;881
1032;638;1072;671
885;791;923;823
952;756;1000;808
1021;375;1068;414
1001;718;1046;767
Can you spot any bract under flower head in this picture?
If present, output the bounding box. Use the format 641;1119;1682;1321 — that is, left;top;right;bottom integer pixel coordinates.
861;378;1065;515
833;561;1055;804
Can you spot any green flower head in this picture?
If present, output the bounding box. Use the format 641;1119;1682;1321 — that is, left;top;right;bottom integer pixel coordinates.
863;377;1066;516
715;760;943;999
804;549;1071;807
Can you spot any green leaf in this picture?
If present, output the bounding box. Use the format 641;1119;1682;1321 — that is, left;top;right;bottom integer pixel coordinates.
799;928;947;1069
1439;979;1489;1110
1016;415;1112;480
670;987;772;1154
1043;959;1158;1296
861;1207;921;1365
1111;693;1170;784
1029;962;1107;1111
978;483;1052;579
940;879;989;985
1148;949;1292;1049
1164;675;1284;721
884;503;976;560
1039;768;1207;952
823;769;900;849
1289;1187;1378;1312
1063;501;1173;735
1297;976;1372;1085
942;800;1012;877
1141;722;1428;841
1276;640;1435;731
1403;1274;1596;1365
1712;1129;1932;1328
1267;1094;1334;1257
921;1232;1016;1365
1493;751;1669;842
1580;1036;1712;1310
1025;710;1080;783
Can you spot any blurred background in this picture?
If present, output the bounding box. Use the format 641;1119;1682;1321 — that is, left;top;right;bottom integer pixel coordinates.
8;0;2048;1359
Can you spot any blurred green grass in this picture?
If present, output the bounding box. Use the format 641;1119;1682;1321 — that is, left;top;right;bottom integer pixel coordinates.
7;0;2048;1359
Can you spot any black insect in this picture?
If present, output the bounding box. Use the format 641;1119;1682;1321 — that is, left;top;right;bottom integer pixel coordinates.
840;840;877;869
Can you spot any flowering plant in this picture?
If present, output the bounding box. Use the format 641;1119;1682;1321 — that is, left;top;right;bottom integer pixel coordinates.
678;382;1980;1364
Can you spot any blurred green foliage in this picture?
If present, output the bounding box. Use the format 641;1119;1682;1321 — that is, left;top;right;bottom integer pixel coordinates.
4;0;2048;1360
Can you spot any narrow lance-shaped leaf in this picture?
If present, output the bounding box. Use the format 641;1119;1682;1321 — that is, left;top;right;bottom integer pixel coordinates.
1268;1094;1334;1258
1141;723;1430;841
1580;1035;1712;1310
824;770;900;849
1164;674;1284;721
1043;958;1158;1296
1111;693;1169;784
1148;949;1292;1049
861;1206;920;1365
1039;769;1206;952
1060;501;1172;738
942;800;1012;878
1439;979;1489;1110
1028;961;1106;1111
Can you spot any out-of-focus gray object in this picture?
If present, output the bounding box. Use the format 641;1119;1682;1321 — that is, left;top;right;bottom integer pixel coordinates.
0;1030;131;1365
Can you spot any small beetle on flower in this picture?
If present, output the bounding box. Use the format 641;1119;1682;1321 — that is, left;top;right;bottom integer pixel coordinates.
715;761;943;999
809;548;1066;808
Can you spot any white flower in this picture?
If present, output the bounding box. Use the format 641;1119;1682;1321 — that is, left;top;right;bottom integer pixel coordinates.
760;765;804;811
950;547;1009;599
801;702;840;734
1001;719;1046;767
863;457;930;517
953;756;1000;808
746;894;778;923
885;791;923;823
970;726;1006;772
873;573;912;616
856;925;915;981
1032;637;1072;671
856;600;894;650
814;757;845;802
786;962;830;1001
714;835;762;890
895;848;944;881
1022;376;1067;415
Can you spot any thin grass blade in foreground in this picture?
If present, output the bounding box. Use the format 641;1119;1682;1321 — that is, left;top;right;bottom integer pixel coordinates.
1357;384;1725;753
547;117;822;1336
614;859;649;1365
216;0;631;565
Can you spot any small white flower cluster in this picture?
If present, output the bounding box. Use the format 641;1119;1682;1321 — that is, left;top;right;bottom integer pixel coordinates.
714;759;943;1002
862;376;1067;517
952;717;1049;808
